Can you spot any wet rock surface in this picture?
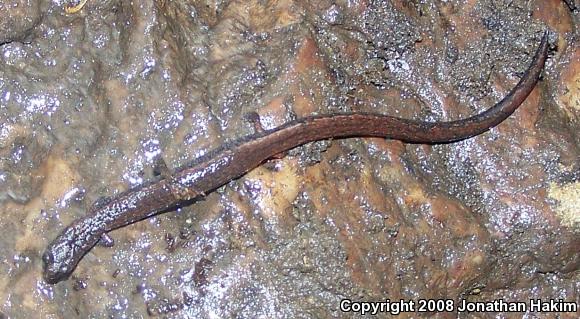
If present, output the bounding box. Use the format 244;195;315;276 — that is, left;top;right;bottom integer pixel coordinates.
0;0;578;318
0;0;41;45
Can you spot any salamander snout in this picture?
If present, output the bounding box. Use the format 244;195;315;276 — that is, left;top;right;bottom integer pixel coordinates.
42;240;75;284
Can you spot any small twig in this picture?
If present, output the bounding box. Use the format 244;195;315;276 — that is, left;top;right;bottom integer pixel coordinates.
65;0;89;14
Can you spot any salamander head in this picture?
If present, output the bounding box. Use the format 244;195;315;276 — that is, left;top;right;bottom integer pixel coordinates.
42;227;83;284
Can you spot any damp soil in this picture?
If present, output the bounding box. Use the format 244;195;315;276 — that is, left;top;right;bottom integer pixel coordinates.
0;1;579;318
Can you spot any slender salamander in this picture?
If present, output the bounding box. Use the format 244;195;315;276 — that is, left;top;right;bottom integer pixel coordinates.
42;33;548;284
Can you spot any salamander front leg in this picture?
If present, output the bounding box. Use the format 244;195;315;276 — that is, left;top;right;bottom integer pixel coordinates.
97;233;115;247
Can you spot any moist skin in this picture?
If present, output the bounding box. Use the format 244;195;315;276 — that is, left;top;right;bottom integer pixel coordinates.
42;33;549;284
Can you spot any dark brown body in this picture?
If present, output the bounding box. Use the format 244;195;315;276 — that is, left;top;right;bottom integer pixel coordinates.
42;33;549;284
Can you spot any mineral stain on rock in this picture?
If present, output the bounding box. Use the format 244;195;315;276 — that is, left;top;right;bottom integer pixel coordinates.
548;181;580;228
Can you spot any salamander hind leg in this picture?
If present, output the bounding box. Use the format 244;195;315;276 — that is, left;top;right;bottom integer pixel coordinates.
244;112;266;133
245;112;286;160
153;156;173;178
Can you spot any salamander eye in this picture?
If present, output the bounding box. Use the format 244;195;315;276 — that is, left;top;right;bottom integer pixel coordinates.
42;251;54;265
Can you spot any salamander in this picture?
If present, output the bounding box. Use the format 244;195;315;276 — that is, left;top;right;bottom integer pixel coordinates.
42;33;549;284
